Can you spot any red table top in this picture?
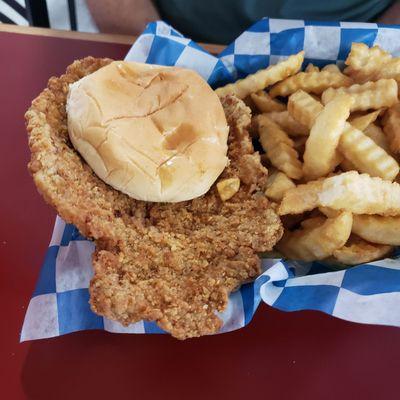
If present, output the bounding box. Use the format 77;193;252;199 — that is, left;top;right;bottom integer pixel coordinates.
1;30;400;400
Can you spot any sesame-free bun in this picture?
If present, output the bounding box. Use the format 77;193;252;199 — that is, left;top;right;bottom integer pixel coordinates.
66;61;229;202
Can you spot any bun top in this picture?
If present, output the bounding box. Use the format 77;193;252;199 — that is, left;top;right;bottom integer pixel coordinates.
67;61;229;202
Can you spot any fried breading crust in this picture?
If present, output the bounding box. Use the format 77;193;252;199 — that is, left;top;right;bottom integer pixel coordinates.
26;57;283;339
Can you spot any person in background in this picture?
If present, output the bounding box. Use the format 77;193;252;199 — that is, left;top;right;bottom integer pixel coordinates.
1;0;400;44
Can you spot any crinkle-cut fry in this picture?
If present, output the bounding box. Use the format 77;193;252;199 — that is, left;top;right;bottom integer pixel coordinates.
293;136;307;153
281;213;307;230
318;207;340;218
265;170;296;202
364;123;390;153
344;43;392;82
383;103;400;154
300;216;325;229
322;64;341;73
215;51;304;99
349;110;380;131
265;111;309;136
343;65;355;76
278;171;400;216
243;95;257;112
338;122;399;181
330;151;344;170
305;63;319;73
340;157;358;172
257;115;293;146
374;59;400;81
303;94;352;180
269;70;352;98
267;143;304;179
260;153;270;166
250;91;286;113
352;214;400;245
288;90;323;129
257;114;303;179
309;93;321;102
278;180;323;215
277;212;353;261
345;43;392;70
321;79;398;112
332;235;392;265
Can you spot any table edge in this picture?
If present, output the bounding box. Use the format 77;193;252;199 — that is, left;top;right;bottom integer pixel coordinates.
0;24;224;54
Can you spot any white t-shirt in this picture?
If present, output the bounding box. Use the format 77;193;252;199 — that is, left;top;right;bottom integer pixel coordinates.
46;0;99;32
0;0;99;32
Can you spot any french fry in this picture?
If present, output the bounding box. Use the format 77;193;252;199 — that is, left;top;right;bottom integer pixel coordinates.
321;79;398;112
260;153;271;166
322;64;341;73
338;122;399;181
330;151;344;171
277;212;352;261
332;235;392;265
343;65;356;76
278;179;322;215
383;103;400;154
346;43;400;83
215;51;304;99
243;95;257;112
279;171;400;216
309;93;322;102
352;214;400;245
300;216;325;229
260;153;270;166
345;43;392;72
375;59;400;82
257;115;303;179
217;177;240;201
318;207;340;218
265;170;296;201
340;157;358;172
349;110;380;131
293;136;308;154
303;94;352;180
287;90;323;128
219;45;400;264
250;91;286;113
269;70;352;98
281;213;306;230
364;123;390;153
305;63;320;73
244;44;400;264
344;43;392;83
265;111;309;136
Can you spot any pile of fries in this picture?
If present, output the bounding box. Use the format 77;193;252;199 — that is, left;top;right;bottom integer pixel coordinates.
216;43;400;265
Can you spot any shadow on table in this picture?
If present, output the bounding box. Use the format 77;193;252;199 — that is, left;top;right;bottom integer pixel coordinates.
19;306;398;400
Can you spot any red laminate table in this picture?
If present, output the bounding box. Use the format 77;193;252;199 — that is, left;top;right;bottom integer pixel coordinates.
1;25;399;400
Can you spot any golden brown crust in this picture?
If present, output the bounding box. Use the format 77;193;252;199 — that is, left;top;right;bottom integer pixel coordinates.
25;57;283;339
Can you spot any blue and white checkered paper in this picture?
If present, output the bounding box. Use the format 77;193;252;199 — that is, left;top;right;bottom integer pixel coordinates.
21;19;400;341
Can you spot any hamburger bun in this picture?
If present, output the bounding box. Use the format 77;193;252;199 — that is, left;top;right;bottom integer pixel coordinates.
67;61;229;202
